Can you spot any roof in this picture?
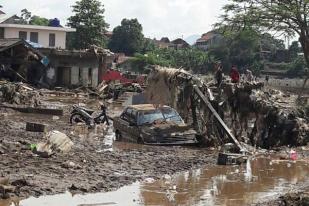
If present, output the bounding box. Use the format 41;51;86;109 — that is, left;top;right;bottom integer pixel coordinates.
38;47;114;57
0;38;45;59
171;38;189;46
196;31;217;43
128;104;170;111
0;23;76;32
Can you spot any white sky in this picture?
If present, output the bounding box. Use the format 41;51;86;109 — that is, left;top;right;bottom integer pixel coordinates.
1;0;228;39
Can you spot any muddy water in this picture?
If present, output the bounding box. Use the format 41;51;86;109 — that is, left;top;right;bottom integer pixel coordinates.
2;157;308;206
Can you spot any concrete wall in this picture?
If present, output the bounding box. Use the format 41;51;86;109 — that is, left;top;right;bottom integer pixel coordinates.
4;27;66;49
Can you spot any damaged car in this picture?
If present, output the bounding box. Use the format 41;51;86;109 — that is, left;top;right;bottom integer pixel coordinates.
113;104;198;145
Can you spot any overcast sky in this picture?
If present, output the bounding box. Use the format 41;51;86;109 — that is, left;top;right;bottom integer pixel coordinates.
2;0;228;40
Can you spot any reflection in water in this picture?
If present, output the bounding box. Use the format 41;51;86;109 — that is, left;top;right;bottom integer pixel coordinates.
141;158;309;206
1;158;308;206
244;157;252;182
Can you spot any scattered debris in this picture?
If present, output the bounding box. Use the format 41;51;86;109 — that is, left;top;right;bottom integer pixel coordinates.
26;122;47;132
33;131;73;157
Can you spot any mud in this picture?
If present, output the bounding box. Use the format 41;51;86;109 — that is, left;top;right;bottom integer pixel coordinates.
0;105;215;199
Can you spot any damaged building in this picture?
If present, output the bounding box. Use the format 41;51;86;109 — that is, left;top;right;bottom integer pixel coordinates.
0;38;47;85
0;13;115;88
39;47;114;88
0;38;115;88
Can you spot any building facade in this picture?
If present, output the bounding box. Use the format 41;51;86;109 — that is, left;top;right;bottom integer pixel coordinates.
0;24;75;49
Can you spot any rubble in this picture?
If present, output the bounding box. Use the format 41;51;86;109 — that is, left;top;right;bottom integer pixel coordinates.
0;81;41;106
34;131;73;157
146;66;309;149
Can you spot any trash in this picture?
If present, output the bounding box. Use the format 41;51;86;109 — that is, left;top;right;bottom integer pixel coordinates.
289;149;298;161
34;131;73;157
52;116;60;120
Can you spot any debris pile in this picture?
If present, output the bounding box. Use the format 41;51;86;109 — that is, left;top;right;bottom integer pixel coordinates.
223;83;309;148
146;66;309;149
0;81;41;106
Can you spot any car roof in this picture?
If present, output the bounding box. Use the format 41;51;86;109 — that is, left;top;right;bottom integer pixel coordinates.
127;104;171;111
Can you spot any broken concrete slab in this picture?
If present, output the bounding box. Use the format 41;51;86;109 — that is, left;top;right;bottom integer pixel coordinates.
26;122;47;133
0;104;64;116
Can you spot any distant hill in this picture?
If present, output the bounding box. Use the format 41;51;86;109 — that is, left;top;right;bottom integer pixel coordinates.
185;34;200;45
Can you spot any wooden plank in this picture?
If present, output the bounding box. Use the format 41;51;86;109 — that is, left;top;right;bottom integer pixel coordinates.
193;85;246;152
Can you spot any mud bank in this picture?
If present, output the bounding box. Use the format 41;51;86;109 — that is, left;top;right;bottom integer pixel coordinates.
0;107;216;199
255;185;309;206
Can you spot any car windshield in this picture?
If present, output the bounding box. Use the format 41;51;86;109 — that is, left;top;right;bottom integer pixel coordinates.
161;107;183;123
138;107;183;125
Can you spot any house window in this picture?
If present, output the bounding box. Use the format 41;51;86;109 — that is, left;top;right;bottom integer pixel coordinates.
49;33;55;47
19;31;27;40
30;32;38;43
0;28;4;39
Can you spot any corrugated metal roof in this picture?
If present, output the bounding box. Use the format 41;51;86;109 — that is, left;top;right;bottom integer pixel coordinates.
0;38;22;49
0;38;45;60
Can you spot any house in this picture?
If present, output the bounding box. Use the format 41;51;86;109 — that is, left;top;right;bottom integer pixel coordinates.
0;12;116;88
152;37;190;49
0;13;75;49
195;31;223;51
153;37;171;49
38;47;114;88
170;38;190;49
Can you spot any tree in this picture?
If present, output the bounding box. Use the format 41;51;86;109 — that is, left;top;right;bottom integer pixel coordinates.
126;48;213;73
217;0;309;88
29;16;49;26
289;41;301;60
67;0;109;49
108;18;144;56
20;9;31;24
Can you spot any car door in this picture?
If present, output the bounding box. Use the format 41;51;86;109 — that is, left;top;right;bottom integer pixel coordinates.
118;108;132;141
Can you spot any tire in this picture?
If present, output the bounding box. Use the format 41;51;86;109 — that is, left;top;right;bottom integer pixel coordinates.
70;113;84;124
115;130;122;141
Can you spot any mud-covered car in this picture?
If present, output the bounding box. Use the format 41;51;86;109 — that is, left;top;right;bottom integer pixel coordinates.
113;104;198;145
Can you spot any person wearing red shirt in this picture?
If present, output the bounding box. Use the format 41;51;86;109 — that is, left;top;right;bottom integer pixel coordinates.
230;65;240;83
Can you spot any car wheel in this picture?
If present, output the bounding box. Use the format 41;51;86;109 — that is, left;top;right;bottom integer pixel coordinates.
115;131;122;141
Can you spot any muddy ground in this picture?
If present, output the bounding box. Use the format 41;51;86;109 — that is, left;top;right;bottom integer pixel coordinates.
0;105;216;199
0;92;308;205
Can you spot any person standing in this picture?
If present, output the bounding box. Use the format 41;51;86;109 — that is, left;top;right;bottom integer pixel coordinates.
215;62;223;87
230;65;240;83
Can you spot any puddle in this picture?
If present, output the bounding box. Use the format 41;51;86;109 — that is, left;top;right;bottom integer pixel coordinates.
3;157;308;206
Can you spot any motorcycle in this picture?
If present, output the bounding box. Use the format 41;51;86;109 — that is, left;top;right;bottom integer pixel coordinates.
70;104;109;128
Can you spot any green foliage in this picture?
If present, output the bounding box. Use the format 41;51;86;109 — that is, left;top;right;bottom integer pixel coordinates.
141;38;156;54
126;48;213;73
29;15;49;26
289;41;302;61
217;0;309;76
287;56;307;77
67;0;109;49
108;19;144;56
208;28;261;73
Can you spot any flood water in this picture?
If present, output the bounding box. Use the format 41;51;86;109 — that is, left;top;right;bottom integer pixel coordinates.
1;157;308;206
